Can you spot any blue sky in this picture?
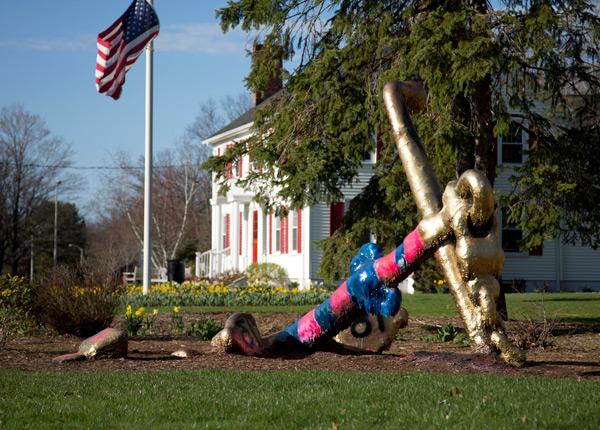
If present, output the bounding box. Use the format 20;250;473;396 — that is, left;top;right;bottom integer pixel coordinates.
0;0;254;214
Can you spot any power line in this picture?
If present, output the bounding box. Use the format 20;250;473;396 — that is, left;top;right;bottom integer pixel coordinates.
1;162;198;170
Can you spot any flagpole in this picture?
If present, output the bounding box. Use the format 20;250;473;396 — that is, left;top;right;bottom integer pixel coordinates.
142;0;154;295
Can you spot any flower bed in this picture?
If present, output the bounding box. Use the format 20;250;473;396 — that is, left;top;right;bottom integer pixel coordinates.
121;281;331;308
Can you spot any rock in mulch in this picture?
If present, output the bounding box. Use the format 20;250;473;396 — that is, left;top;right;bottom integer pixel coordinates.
171;348;201;359
52;328;127;363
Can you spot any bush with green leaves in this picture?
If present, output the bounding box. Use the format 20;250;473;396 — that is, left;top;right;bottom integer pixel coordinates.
245;263;288;287
121;281;331;308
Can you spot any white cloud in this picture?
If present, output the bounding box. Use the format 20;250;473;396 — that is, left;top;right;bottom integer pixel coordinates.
156;23;250;54
0;36;91;51
0;23;253;54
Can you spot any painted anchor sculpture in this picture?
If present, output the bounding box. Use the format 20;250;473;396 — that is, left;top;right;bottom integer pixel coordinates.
212;81;525;366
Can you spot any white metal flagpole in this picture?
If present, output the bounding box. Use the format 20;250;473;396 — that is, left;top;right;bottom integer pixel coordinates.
142;0;154;295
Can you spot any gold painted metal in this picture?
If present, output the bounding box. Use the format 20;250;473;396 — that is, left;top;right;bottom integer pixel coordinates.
383;81;525;366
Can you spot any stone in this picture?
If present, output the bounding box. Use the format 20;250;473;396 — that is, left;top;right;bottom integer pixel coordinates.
52;352;85;363
171;349;200;359
77;327;128;359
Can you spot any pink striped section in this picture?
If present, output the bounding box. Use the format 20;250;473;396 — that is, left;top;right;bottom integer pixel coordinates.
329;282;353;316
403;228;426;265
297;309;324;344
374;250;399;282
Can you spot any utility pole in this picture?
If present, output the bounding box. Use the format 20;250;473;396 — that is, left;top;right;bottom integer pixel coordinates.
53;180;62;269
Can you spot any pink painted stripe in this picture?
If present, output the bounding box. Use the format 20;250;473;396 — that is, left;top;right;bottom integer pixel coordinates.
297;309;324;344
329;281;353;316
403;228;426;265
374;250;399;283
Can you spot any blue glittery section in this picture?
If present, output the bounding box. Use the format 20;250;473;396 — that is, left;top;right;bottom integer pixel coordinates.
313;298;337;332
350;243;383;275
281;320;299;339
346;265;402;317
277;241;405;345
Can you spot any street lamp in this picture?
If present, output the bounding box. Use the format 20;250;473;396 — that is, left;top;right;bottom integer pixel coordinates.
68;243;84;265
53;180;62;269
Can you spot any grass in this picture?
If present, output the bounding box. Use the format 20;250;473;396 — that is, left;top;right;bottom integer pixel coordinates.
402;292;600;321
1;369;599;429
163;293;600;323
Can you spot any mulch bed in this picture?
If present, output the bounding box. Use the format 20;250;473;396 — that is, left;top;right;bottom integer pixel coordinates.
2;313;599;379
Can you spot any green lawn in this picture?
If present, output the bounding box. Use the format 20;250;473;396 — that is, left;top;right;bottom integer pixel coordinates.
171;292;600;322
402;292;600;322
1;369;599;429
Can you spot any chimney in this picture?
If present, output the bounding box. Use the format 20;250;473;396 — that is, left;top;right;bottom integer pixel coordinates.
252;44;283;107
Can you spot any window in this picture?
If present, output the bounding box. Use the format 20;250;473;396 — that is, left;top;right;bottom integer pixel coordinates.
501;122;524;164
501;208;522;252
275;216;281;252
291;210;298;251
223;214;231;251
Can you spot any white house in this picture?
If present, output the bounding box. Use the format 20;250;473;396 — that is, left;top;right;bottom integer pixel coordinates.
198;97;374;289
495;120;600;292
197;97;600;292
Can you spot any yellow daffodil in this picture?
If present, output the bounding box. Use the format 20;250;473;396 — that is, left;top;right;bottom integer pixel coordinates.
152;309;159;315
173;306;181;313
135;307;145;317
125;304;133;317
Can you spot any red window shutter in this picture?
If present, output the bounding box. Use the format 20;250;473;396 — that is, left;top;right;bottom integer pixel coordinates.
269;212;272;254
297;208;302;253
239;211;243;256
238;156;243;178
226;144;233;179
217;147;221;156
330;202;345;236
376;134;383;161
225;214;230;249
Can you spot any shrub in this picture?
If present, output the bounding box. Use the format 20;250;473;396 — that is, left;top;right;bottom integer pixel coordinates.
437;323;459;342
510;317;556;350
185;317;223;340
413;259;445;293
245;263;288;287
0;275;39;346
0;274;35;314
34;264;122;337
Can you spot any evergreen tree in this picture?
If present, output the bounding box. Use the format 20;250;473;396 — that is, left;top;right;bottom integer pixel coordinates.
206;1;600;283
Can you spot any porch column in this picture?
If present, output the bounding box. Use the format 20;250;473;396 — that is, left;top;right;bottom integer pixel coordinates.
231;201;240;271
302;207;311;289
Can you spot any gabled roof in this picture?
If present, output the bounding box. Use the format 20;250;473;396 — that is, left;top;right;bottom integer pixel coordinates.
206;89;286;141
209;105;257;138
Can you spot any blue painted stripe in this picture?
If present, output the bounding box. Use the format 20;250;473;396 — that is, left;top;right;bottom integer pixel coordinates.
313;298;337;333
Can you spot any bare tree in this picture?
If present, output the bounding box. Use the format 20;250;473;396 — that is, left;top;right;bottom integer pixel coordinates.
0;105;75;275
100;141;211;271
221;92;252;123
186;92;252;143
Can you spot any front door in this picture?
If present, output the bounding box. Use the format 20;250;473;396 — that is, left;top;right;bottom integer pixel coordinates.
252;210;258;264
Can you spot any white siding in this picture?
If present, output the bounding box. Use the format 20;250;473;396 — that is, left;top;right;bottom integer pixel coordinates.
309;203;329;279
561;242;600;289
503;239;558;283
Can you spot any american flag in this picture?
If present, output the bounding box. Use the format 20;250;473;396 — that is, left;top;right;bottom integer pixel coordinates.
96;0;160;100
